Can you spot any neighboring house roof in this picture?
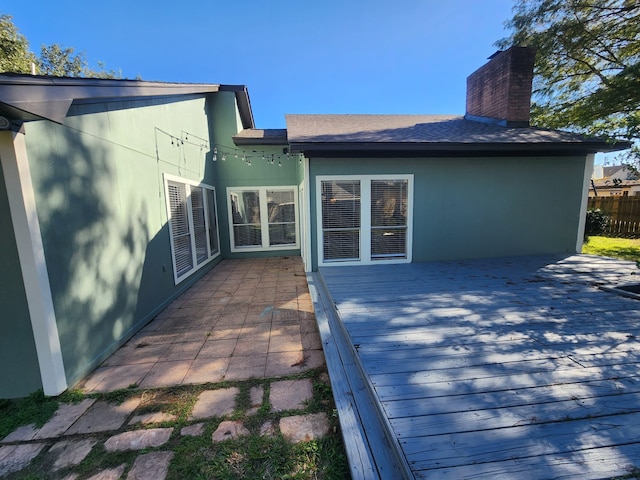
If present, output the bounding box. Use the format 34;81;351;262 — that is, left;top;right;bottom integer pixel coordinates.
286;114;631;156
0;73;255;128
233;128;288;146
592;179;640;188
601;165;638;180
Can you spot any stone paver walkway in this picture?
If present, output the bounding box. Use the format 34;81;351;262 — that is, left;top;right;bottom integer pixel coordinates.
0;258;334;479
82;257;324;392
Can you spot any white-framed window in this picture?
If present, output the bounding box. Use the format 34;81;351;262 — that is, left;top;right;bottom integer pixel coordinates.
317;175;413;266
227;186;299;252
164;174;220;284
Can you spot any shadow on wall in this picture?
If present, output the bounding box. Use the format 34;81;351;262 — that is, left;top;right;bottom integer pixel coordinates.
33;116;175;386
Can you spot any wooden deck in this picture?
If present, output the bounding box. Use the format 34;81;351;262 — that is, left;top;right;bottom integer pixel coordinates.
317;255;640;479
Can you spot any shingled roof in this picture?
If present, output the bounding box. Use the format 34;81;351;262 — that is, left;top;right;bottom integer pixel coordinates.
286;114;631;156
233;128;288;145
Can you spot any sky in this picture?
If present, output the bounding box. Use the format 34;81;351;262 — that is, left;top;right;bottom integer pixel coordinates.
6;0;516;129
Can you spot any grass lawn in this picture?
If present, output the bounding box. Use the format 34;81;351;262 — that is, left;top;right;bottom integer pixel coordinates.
582;236;640;263
0;369;351;480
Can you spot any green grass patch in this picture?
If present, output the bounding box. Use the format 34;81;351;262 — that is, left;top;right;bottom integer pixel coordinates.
169;433;349;480
582;236;640;263
1;368;350;480
0;389;83;440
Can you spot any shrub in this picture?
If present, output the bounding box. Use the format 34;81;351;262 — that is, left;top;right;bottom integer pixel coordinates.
584;208;609;241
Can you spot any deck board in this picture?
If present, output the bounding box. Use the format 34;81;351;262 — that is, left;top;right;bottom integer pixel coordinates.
319;255;640;479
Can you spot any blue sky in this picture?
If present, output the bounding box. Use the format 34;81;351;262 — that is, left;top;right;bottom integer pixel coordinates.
7;1;515;129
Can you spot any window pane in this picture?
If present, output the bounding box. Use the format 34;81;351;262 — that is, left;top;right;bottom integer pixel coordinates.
269;223;296;246
371;180;407;227
190;187;208;264
371;180;408;259
323;230;360;261
230;190;261;247
167;181;193;276
230;191;260;225
267;189;296;246
372;228;407;258
206;189;219;255
321;180;361;261
322;181;360;229
233;225;262;246
267;190;295;223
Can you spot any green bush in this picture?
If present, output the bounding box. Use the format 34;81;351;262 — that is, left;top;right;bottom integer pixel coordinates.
584;208;609;241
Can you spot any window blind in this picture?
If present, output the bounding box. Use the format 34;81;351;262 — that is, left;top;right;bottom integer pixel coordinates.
321;180;361;261
206;188;219;256
190;187;209;265
167;181;193;276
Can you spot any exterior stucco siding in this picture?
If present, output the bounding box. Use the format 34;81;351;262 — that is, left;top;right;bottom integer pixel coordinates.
309;155;586;270
210;93;301;259
23;95;222;387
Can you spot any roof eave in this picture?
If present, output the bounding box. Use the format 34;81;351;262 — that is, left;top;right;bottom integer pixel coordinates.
0;75;255;126
220;85;255;130
288;141;631;157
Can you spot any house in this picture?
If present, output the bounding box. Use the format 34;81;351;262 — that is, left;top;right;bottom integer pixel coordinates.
0;46;629;398
590;164;640;197
0;76;303;398
283;47;629;270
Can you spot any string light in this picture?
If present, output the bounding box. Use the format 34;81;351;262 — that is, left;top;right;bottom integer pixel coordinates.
156;128;305;168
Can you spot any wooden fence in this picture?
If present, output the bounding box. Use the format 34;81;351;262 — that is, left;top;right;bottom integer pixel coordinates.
587;196;640;237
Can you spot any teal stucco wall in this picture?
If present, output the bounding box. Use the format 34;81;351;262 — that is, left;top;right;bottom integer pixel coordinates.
210;92;301;259
309;155;587;270
23;94;224;387
0;161;43;398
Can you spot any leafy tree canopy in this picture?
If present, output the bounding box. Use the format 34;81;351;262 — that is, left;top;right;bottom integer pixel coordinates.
0;13;120;78
0;14;36;74
498;0;640;162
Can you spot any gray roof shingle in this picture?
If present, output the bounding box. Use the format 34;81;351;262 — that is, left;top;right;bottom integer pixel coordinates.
285;114;630;154
232;128;288;145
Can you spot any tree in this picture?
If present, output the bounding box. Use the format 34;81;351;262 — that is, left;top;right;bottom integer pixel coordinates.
38;44;119;78
0;14;36;74
0;13;120;78
498;0;640;163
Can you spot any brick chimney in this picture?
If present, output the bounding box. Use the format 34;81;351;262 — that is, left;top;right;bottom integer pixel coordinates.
465;46;536;127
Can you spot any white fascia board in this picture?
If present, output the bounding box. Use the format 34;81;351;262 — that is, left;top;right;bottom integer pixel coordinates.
0;131;67;396
576;154;595;252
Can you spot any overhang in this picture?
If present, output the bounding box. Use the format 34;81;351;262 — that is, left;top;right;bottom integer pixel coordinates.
0;74;254;128
286;114;631;157
232;128;288;146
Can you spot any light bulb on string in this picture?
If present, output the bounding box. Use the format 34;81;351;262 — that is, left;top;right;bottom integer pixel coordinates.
212;147;218;162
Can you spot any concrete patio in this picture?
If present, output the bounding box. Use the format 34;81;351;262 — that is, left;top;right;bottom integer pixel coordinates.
81;256;325;392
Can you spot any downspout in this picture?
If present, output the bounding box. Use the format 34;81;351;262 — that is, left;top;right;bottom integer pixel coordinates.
302;156;312;273
0;127;67;396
